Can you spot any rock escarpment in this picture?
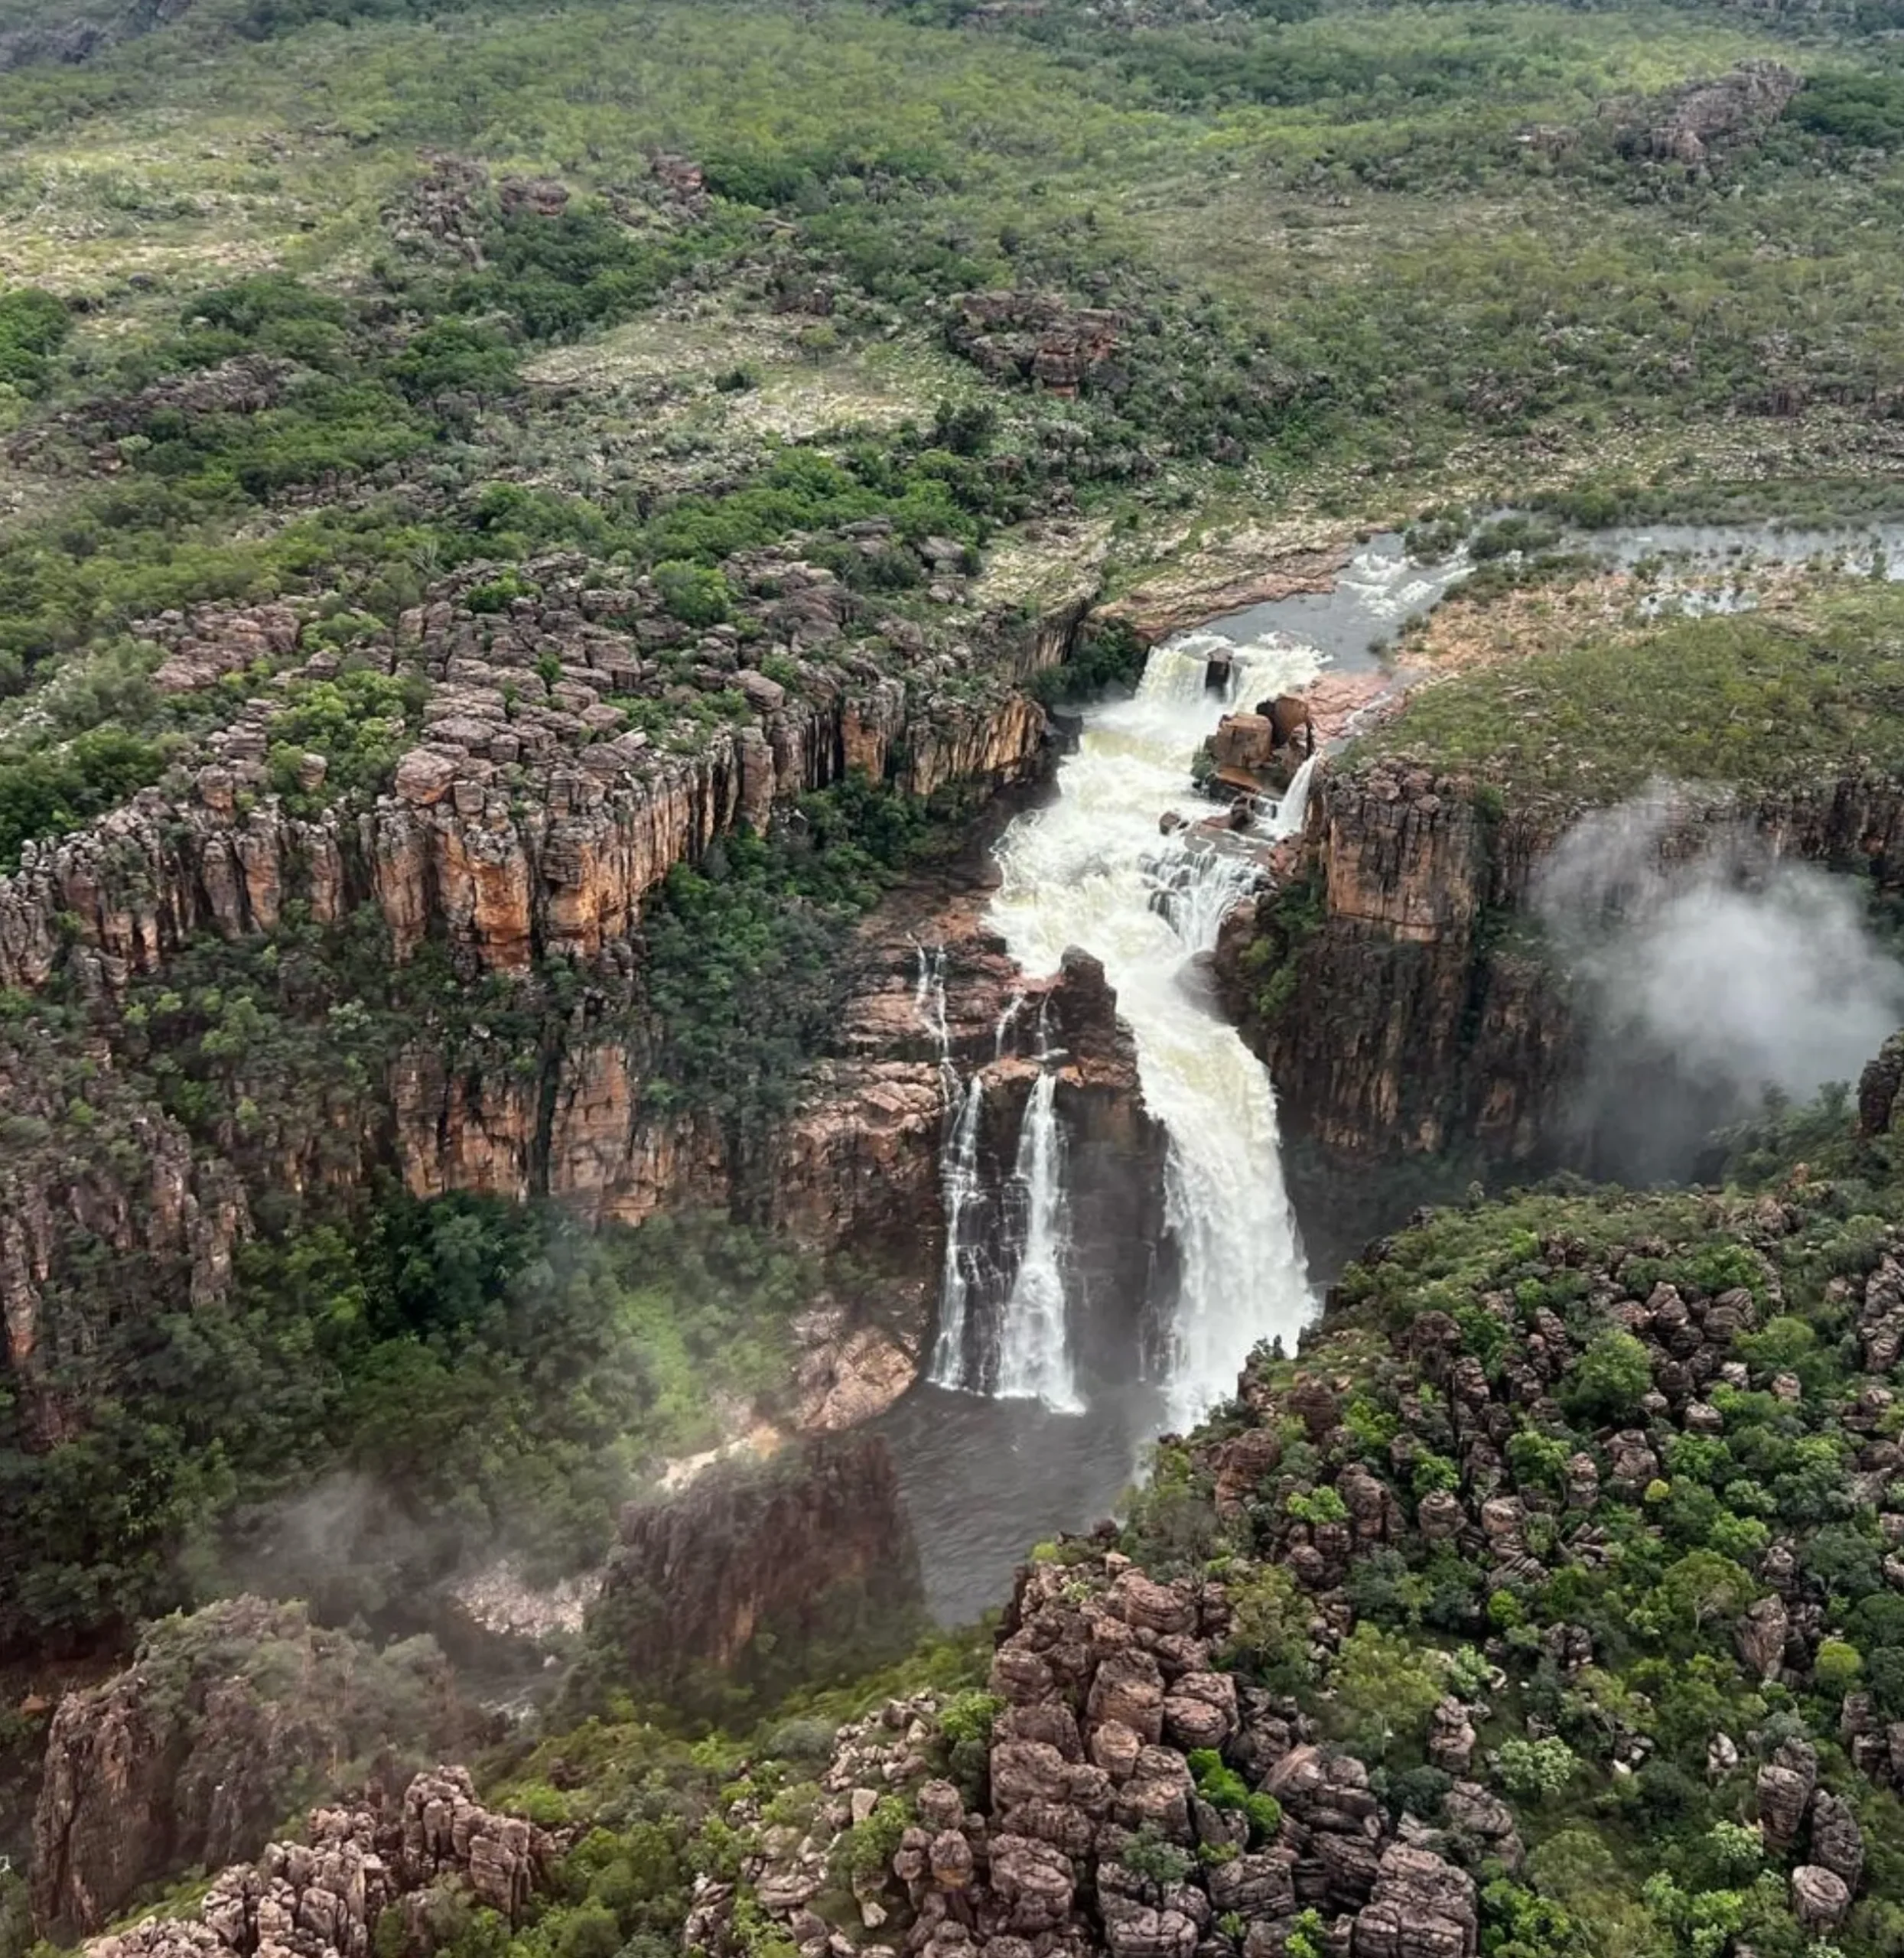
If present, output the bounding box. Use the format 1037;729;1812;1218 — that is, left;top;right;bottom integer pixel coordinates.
39;1045;1904;1958
0;555;1081;1441
1217;759;1904;1175
33;1599;473;1940
0;562;1052;994
593;1432;923;1696
792;877;1170;1375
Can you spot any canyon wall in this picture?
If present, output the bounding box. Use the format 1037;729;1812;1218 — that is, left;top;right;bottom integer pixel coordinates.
1219;758;1904;1173
594;1430;923;1696
0;563;1072;1426
31;1598;475;1940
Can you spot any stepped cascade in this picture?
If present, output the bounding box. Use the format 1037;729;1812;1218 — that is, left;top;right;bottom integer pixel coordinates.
927;633;1320;1424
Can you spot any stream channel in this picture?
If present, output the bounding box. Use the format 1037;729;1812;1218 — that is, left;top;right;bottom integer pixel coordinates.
879;517;1904;1625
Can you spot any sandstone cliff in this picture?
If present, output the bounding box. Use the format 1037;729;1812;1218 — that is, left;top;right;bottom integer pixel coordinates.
1217;757;1904;1182
786;873;1171;1378
0;556;1076;1442
593;1431;923;1699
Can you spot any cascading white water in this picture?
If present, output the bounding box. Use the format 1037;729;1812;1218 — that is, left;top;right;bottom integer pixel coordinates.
913;942;955;1094
1269;753;1318;841
993;1068;1084;1412
927;1072;989;1387
988;632;1317;1426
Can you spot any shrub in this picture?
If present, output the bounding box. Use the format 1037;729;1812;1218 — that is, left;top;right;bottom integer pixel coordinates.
1120;1823;1192;1888
832;1795;911;1887
1496;1736;1579;1802
1813;1640;1863;1695
1287;1485;1349;1526
467;571;538;613
1187;1749;1283;1840
654;560;733;627
0;286;70;395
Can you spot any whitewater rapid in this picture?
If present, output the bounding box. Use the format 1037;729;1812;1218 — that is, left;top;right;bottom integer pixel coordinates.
986;632;1319;1427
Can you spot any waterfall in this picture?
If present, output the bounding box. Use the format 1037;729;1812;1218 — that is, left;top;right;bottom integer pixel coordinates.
926;1072;989;1388
988;628;1317;1427
913;942;955;1092
1268;753;1318;841
993;1069;1083;1412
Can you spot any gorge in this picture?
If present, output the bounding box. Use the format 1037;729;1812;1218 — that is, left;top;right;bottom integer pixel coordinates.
12;3;1904;1952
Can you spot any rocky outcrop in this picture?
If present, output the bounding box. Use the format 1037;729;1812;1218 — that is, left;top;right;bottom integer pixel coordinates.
1622;62;1802;168
80;1768;552;1958
594;1432;923;1693
32;1599;471;1940
716;1549;1485;1958
773;870;1170;1382
1098;546;1346;646
1860;1032;1904;1137
949;294;1126;398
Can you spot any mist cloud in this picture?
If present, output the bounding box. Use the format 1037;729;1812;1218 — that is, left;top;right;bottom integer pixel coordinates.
1534;788;1904;1180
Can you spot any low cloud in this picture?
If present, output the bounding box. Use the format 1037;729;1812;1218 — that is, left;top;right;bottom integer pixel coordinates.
1535;788;1904;1180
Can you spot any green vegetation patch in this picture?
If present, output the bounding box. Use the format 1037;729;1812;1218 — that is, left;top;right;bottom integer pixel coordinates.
0;1178;837;1648
1359;581;1904;799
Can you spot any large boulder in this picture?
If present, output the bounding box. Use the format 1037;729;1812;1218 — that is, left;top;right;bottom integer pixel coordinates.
1808;1790;1864;1890
1352;1845;1478;1958
1756;1738;1818;1853
1792;1865;1851;1934
986;1834;1075;1934
1736;1595;1789;1681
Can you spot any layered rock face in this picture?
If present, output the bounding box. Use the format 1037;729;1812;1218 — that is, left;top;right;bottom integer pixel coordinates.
0;573;1048;994
0;560;1076;1432
33;1599;472;1940
791;873;1171;1380
1217;760;1904;1176
80;1768;552;1958
594;1432;923;1692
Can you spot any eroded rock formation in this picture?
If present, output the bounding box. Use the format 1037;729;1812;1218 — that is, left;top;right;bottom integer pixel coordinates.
594;1431;923;1693
1622;61;1803;168
33;1599;472;1940
949;294;1127;398
79;1768;552;1958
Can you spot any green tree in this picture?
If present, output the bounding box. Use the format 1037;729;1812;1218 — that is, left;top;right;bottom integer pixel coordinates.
1563;1328;1653;1425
